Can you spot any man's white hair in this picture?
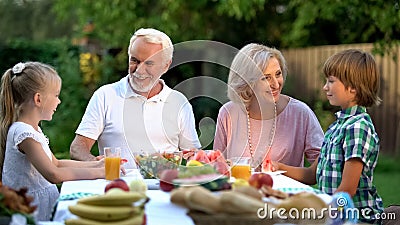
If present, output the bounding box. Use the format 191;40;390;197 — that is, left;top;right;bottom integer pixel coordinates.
128;28;173;62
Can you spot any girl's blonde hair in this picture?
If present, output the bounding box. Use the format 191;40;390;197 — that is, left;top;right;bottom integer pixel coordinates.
0;62;60;180
323;49;381;107
227;43;288;108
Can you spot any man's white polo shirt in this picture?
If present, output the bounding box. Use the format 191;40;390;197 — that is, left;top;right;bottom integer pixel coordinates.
76;75;201;168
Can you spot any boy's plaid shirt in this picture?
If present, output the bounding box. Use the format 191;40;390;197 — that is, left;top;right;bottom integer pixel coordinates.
316;105;383;223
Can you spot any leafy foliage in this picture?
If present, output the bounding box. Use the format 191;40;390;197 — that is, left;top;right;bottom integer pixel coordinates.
283;0;400;54
52;0;293;49
0;40;60;71
0;0;75;43
41;43;87;158
0;39;97;158
52;0;399;54
3;0;399;52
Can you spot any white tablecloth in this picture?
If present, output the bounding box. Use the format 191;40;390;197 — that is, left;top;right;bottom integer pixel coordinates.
53;169;194;225
52;170;331;225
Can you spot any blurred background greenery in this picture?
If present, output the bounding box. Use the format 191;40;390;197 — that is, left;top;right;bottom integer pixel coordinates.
0;0;399;206
374;155;400;207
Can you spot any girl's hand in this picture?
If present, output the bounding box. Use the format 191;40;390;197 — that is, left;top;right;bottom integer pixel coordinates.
96;158;105;167
96;155;105;161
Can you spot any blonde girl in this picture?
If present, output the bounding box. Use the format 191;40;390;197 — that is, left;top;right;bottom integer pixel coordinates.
0;62;104;221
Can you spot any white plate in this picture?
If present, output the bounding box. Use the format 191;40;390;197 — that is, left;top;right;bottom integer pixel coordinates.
144;179;160;190
123;169;140;177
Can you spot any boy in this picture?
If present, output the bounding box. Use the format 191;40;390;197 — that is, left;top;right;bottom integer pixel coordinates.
275;49;383;224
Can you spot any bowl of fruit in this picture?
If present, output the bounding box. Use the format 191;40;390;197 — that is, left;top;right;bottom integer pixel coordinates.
133;150;183;179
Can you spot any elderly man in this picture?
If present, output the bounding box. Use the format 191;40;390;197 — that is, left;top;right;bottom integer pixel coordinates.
70;28;201;168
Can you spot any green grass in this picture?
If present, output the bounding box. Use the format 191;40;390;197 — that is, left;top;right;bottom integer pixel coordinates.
374;154;400;207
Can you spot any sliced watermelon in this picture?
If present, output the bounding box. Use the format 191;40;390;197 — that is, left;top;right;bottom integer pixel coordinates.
262;154;273;172
193;150;211;164
206;150;216;161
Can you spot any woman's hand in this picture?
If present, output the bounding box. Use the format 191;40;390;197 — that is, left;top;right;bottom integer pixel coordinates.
271;161;280;172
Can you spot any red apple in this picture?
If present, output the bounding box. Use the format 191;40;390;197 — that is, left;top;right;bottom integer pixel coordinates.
104;178;130;192
159;169;178;192
142;213;147;225
248;173;273;189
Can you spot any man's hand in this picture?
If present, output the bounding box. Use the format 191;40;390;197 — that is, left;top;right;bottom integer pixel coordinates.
70;134;96;161
120;159;128;176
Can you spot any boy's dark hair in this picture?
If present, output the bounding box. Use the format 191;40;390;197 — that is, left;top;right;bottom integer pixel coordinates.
323;49;381;107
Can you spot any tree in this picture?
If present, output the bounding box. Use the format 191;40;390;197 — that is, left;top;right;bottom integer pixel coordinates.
52;0;399;55
0;0;76;43
52;0;296;48
283;0;400;55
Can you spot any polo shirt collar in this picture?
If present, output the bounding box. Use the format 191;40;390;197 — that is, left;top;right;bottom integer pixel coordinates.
335;105;366;120
123;75;171;102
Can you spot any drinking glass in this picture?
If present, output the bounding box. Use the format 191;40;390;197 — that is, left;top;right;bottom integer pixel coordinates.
230;157;251;180
104;147;121;180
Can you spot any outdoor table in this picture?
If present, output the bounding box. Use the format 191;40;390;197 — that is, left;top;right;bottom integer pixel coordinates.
52;169;331;225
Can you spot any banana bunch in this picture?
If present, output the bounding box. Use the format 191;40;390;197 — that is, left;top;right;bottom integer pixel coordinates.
65;189;148;225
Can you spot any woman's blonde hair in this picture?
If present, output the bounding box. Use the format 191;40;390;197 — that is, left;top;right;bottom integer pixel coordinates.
0;62;61;180
323;49;381;107
227;43;288;107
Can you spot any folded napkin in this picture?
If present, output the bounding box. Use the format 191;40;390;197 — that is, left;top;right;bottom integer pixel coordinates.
51;193;97;221
276;187;324;194
57;192;97;201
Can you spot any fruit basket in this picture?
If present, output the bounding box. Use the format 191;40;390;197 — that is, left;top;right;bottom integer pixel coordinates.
133;151;183;179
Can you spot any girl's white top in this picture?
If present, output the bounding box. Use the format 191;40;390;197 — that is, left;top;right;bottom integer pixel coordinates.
2;122;59;222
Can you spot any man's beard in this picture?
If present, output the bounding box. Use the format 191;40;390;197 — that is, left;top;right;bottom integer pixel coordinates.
129;73;157;93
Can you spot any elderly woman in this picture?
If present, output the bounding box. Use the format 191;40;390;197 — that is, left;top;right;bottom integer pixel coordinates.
213;43;323;170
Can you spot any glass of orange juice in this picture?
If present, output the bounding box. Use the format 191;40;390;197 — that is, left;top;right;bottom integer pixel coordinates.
104;147;121;180
230;157;251;180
